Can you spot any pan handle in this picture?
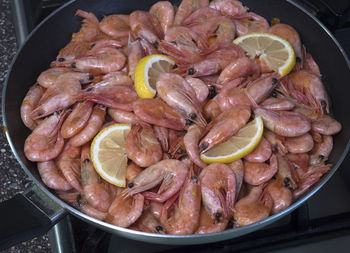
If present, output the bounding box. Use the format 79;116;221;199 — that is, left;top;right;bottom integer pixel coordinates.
0;184;66;250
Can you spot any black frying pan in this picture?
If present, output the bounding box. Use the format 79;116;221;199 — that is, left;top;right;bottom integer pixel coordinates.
1;0;350;250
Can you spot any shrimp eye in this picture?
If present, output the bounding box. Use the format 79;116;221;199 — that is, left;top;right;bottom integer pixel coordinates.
86;87;94;92
272;144;278;153
71;62;77;68
249;18;254;21
58;57;65;62
283;177;291;188
208;85;217;99
156;225;163;232
83;158;90;163
191;175;198;181
270;91;278;98
296;57;301;63
190;113;197;120
88;74;94;80
215;212;222;222
173;64;178;69
153;41;159;48
90;43;95;49
176;148;185;155
200;142;208;150
170;41;177;45
272;78;278;84
128;182;134;188
135;37;141;41
319;155;325;159
186;119;193;126
321;100;327;107
188;68;195;75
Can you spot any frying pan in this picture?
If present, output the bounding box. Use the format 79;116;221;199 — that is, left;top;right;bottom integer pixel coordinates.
1;0;350;250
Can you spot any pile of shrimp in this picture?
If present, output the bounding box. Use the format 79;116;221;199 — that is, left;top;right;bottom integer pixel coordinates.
21;0;342;234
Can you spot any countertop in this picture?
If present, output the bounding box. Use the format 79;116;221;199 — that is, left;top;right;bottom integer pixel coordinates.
0;0;51;252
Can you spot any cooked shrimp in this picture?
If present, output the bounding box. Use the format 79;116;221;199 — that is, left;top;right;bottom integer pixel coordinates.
37;161;72;191
99;14;130;39
57;142;82;193
126;162;143;183
69;105;106;147
129;10;162;46
286;153;309;171
244;137;272;163
285;133;314;154
73;10;100;42
287;70;330;114
174;0;209;25
24;110;68;162
106;189;144;227
149;1;175;34
101;71;133;87
31;78;81;119
234;185;273;226
244;154;278;185
52;41;91;65
195;206;229;234
21;84;45;130
261;96;295;111
233;12;270;36
130;209;165;234
126;123;163;167
294;164;331;198
254;108;311;137
312;114;342;135
276;154;298;190
184;125;207;168
108;108;140;124
123;159;188;203
81;203;108;220
133;98;186;130
127;37;144;79
185;77;209;103
228;159;244;198
182;7;220;26
304;52;321;76
217;57;260;85
200;163;236;221
61;101;94;138
263;129;288;155
72;47;126;74
268;24;303;64
156;73;207;128
149;200;163;220
199;105;251;153
309;135;333;165
160;172;201;234
153;125;169;152
37;68;93;88
209;0;247;17
81;144;112;212
266;179;292;214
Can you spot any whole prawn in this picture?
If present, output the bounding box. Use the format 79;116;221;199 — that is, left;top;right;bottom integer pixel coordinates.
149;1;175;34
174;0;209;25
244;154;278;185
184;124;207;168
244;137;272;163
37;161;72;191
209;0;247;17
21;84;45;130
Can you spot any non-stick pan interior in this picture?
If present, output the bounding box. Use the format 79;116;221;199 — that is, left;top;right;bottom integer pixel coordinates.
3;0;350;245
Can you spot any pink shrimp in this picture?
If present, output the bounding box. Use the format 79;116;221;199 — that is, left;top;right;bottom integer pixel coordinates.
153;125;169;152
287;70;330;114
80;203;107;220
304;52;321;76
129;10;162;46
244;154;278;185
244;137;272;163
73;10;100;42
24;110;68;162
217;57;260;85
263;129;288;155
266;179;292;214
199;105;251;153
182;7;221;26
199;163;236;221
37;161;72;191
57;142;82;193
98;14;130;40
174;0;209;25
61;101;94;139
254;108;311;137
261;96;295;111
276;154;298;190
233;12;270;36
285;133;314;154
130;210;165;234
149;1;175;34
81;144;112;212
106;189;144;227
312;114;342;136
52;41;91;65
156;73;207;128
127;37;144;79
31;78;81;119
123;159;189;203
228;159;244;199
133;98;186;130
101;71;134;87
160;171;201;234
184;125;207;168
185;77;209;103
195;206;229;234
69;105;106;147
309;135;333;166
21;84;45;130
268;24;303;66
108;108;140;124
209;0;247;17
286;153;309;171
294;164;331;198
126;162;143;183
234;185;273;226
37;68;93;88
126;123;163;167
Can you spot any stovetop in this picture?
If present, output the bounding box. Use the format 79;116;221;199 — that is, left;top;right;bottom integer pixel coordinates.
9;0;350;252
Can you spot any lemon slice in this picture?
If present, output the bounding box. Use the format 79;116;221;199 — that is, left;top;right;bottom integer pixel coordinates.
134;54;175;98
200;117;264;163
233;33;296;76
91;123;131;187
